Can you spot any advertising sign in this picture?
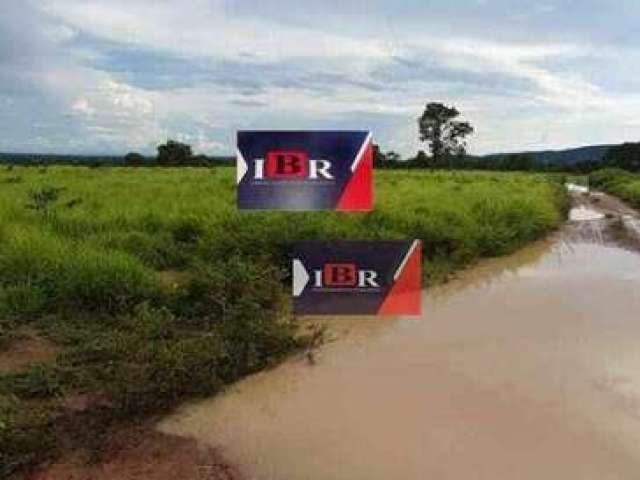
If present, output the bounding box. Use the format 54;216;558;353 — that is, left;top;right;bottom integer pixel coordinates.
292;240;422;315
237;131;373;210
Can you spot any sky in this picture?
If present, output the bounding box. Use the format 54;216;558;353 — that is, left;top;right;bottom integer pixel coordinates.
1;0;640;156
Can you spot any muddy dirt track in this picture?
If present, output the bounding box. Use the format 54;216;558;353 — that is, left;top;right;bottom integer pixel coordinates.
157;190;640;480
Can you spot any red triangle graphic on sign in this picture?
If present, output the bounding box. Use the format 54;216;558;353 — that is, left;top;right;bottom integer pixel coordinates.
336;143;373;211
378;242;422;315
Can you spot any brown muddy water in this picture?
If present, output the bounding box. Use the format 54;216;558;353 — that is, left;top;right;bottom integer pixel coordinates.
159;193;640;480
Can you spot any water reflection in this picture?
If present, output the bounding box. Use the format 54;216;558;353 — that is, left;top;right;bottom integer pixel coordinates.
159;202;640;480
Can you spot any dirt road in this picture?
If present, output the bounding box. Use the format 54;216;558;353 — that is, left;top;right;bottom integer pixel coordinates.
158;190;640;480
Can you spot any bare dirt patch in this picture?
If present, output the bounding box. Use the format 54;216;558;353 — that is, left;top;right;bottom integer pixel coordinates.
25;424;243;480
0;328;59;373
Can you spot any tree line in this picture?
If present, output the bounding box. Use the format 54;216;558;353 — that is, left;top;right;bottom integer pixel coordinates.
375;141;640;173
0;141;234;167
2;101;639;172
125;140;236;166
374;102;640;173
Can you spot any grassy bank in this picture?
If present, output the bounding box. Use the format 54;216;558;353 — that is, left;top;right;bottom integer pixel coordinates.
0;166;567;477
589;169;640;209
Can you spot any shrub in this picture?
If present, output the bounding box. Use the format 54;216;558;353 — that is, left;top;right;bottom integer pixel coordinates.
26;186;64;213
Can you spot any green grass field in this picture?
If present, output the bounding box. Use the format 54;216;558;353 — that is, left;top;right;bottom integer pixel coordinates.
590;169;640;208
0;165;568;476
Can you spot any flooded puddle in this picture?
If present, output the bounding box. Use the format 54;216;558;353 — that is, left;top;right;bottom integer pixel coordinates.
159;200;640;479
623;215;640;240
566;182;589;194
569;204;605;221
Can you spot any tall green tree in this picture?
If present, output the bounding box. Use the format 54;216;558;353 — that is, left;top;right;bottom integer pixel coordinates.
124;152;145;166
157;140;193;166
418;103;474;168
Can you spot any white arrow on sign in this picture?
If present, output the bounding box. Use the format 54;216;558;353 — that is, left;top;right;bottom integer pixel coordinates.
236;148;248;184
292;258;310;297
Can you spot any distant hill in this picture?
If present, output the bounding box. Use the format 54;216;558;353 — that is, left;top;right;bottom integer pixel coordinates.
481;144;614;167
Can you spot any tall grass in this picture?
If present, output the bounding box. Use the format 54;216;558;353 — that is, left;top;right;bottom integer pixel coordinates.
590;168;640;209
0;167;566;317
0;166;567;476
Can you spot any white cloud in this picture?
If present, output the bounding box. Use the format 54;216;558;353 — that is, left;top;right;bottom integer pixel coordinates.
71;97;94;115
43;24;77;44
175;133;226;155
40;0;389;63
1;0;639;155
